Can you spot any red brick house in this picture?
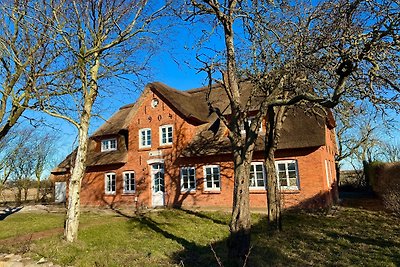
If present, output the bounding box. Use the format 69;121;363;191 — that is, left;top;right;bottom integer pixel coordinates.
51;82;338;209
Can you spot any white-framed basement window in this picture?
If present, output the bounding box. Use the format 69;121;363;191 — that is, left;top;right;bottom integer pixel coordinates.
105;172;116;195
101;138;117;152
276;160;299;190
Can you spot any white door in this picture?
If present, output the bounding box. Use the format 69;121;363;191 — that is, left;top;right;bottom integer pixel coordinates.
151;163;165;207
55;182;66;203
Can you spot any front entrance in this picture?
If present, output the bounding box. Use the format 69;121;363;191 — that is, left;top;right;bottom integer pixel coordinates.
151;163;165;207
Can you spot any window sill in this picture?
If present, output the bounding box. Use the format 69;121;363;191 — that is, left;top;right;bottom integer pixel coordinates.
203;190;221;194
180;190;196;194
104;193;116;196
139;147;151;151
249;189;266;194
101;149;118;152
281;189;300;194
122;192;136;195
158;144;172;149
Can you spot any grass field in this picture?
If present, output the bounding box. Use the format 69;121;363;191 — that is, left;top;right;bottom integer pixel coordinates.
0;206;399;267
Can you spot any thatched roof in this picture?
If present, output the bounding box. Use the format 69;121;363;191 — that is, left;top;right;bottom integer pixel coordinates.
91;103;137;137
51;147;127;173
181;107;328;157
52;81;333;173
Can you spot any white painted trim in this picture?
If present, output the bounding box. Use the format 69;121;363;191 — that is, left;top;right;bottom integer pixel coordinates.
147;158;165;165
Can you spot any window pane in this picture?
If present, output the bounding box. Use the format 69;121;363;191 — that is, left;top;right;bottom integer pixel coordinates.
280;179;288;186
182;169;188;176
278;164;286;171
256;164;263;172
289;178;297;186
288;163;296;171
288;170;297;178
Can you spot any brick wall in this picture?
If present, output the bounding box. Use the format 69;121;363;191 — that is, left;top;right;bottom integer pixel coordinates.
77;88;337;209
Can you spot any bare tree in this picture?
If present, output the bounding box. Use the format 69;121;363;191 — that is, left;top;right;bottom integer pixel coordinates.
186;0;399;262
39;0;170;242
0;126;56;204
0;1;61;140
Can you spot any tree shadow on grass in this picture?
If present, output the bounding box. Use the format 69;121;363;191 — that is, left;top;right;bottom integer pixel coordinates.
176;208;228;225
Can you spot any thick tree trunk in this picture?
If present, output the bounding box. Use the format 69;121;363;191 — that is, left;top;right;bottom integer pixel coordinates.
264;106;286;231
64;121;90;242
265;154;281;230
228;148;253;265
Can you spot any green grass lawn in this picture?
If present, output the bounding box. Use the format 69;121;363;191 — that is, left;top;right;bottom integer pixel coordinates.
0;207;399;266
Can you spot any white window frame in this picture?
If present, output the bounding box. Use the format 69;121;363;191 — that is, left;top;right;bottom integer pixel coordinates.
123;171;135;194
159;125;173;146
275;160;299;190
250;162;266;190
139;128;151;148
180;167;196;192
203;165;221;191
105;172;116;195
101;138;117;152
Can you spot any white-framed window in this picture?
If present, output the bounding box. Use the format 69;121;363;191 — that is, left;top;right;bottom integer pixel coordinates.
276;160;299;190
101;138;117;152
123;171;135;194
139;128;151;148
160;125;173;145
241;117;263;134
181;167;196;191
250;162;266;189
203;165;220;191
105;173;116;195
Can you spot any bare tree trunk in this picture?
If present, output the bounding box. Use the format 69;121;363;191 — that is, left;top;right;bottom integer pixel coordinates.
265;106;287;231
265;153;282;230
64;119;90;242
228;149;253;264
